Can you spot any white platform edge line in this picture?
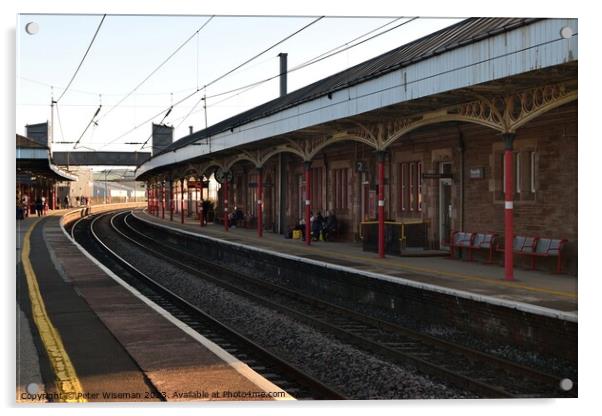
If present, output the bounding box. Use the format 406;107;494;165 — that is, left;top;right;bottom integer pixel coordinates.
133;210;577;323
58;215;294;401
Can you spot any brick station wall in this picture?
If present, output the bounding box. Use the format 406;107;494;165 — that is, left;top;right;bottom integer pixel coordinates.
214;101;577;273
131;213;578;363
270;102;578;273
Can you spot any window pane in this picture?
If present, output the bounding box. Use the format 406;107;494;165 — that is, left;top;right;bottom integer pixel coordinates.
530;151;536;193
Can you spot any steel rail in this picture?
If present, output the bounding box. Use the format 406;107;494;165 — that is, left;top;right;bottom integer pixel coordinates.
74;211;347;400
120;211;577;398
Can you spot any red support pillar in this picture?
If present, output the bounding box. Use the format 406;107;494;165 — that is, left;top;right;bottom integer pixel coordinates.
257;167;263;238
377;151;386;258
161;182;165;219
147;182;151;213
150;184;153;215
180;179;185;224
155;184;159;216
304;161;311;246
195;187;199;220
169;179;174;221
200;182;205;227
223;178;229;231
503;133;516;281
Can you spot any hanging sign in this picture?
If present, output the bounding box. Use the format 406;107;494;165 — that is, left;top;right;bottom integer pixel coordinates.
422;172;453;179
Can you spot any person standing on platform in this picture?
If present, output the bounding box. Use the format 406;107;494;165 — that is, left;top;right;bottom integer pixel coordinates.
312;211;324;241
22;196;29;218
35;197;43;216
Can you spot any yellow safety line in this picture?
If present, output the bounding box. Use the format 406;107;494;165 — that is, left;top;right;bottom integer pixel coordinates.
21;219;87;403
157;214;576;300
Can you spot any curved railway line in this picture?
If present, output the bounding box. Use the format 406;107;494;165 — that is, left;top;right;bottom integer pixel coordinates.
68;212;347;400
69;209;577;399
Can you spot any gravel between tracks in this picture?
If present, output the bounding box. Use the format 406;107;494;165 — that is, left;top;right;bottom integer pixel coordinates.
95;216;475;399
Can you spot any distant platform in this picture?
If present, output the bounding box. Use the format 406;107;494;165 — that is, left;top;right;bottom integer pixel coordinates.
135;210;577;317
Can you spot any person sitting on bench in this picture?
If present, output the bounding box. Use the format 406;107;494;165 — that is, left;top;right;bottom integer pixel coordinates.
323;210;338;241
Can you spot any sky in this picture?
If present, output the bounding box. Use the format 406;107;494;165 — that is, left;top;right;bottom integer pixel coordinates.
16;15;462;153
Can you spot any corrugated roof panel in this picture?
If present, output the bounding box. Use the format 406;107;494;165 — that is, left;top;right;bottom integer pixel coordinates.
156;17;539;157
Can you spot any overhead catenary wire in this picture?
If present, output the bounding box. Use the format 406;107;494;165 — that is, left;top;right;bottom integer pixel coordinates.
96;15;215;123
138;106;173;150
104;16;325;147
195;17;407;112
173;16;324;131
100;89;199;149
294;16;405;68
202;16;324;91
73;104;102;149
54;101;66;142
169;17;416;126
202;17;419;102
56;14;107;103
20;76;198;98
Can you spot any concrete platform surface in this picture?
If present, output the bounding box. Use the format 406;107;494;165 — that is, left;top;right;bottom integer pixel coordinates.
137;210;577;314
16;212;288;402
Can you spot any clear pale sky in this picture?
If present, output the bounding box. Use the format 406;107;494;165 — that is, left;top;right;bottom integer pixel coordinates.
16;15;461;153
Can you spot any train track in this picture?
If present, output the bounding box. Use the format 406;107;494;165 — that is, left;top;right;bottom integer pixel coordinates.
69;212;347;400
117;210;577;399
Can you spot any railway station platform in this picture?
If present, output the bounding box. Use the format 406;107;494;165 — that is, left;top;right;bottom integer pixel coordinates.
16;208;290;402
137;210;577;315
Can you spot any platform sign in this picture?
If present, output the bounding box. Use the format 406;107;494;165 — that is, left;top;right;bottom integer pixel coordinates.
469;167;485;179
422;172;453;179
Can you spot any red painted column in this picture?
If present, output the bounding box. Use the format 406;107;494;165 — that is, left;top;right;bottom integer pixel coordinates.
147;182;151;213
150;184;154;215
257;167;263;237
169;179;174;221
180;179;185;224
195;187;199;220
503;133;516;281
304;161;311;246
377;151;386;258
223;178;229;231
200;182;205;227
161;182;165;219
156;184;159;215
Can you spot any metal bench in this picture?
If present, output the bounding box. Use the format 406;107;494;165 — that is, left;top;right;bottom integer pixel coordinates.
449;231;475;259
499;235;567;273
512;235;538;255
468;233;499;263
531;238;568;273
